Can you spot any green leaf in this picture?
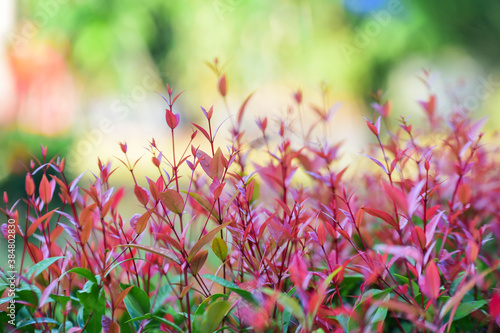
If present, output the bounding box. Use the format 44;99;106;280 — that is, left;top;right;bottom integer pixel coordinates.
151;283;173;314
203;274;258;305
322;266;343;290
194;294;229;317
76;281;99;310
85;294;106;332
440;266;496;325
16;284;42;306
188;221;231;262
212;237;228;262
0;296;14;306
16;317;60;329
199;300;232;333
370;294;390;325
24;256;65;280
262;288;305;323
453;300;487;321
76;281;105;332
193;294;229;332
120;283;151;318
213;327;237;333
348;287;395;331
333;314;350;332
61;267;97;284
50;294;74;308
393;273;420;295
125;313;151;323
282;287;297;333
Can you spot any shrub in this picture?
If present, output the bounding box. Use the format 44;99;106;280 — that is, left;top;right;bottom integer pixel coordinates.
1;65;500;332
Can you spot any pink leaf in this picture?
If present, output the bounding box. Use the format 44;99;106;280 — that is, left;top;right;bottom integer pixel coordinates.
407;179;425;217
39;279;59;307
383;183;409;214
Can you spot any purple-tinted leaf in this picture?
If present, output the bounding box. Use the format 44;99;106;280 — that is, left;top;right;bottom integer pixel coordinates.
58;222;80;243
425;211;445;246
361;153;388;174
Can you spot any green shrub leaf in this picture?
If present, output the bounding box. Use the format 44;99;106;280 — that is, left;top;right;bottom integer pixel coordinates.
204;274;258;305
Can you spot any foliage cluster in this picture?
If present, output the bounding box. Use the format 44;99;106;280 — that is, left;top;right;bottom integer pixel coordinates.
1;65;500;332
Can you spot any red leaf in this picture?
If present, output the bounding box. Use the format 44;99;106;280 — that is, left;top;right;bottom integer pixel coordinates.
258;212;278;240
135;211;150;234
190;249;208;275
411;226;426;249
317;221;325;246
79;203;97;227
457;182;471;205
27;210;55;237
192;122;211;141
293;90;302;104
362;207;398;229
187;221;231;262
119;141;127;153
165;109;180;129
210;148;227;180
337;228;351;240
237;92;254;126
218;74;227;97
466;240;479;263
172;91;184;105
419;94;436;117
80;214;93;245
490;293;500;321
39;174;53;204
160;189;184;215
366;120;379;136
354;208;364;229
25;173;35;196
117;243;181;265
147;178;160;202
134;185;149;206
423;261;440;300
213;182;226;200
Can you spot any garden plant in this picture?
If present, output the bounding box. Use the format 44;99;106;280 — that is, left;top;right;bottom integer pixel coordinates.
1;64;500;332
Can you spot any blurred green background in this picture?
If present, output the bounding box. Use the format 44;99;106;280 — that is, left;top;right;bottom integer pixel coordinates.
1;0;500;198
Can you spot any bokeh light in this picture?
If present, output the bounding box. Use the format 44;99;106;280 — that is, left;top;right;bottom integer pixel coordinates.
1;0;500;191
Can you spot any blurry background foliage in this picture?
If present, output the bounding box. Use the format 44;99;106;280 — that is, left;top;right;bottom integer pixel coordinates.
1;0;500;197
